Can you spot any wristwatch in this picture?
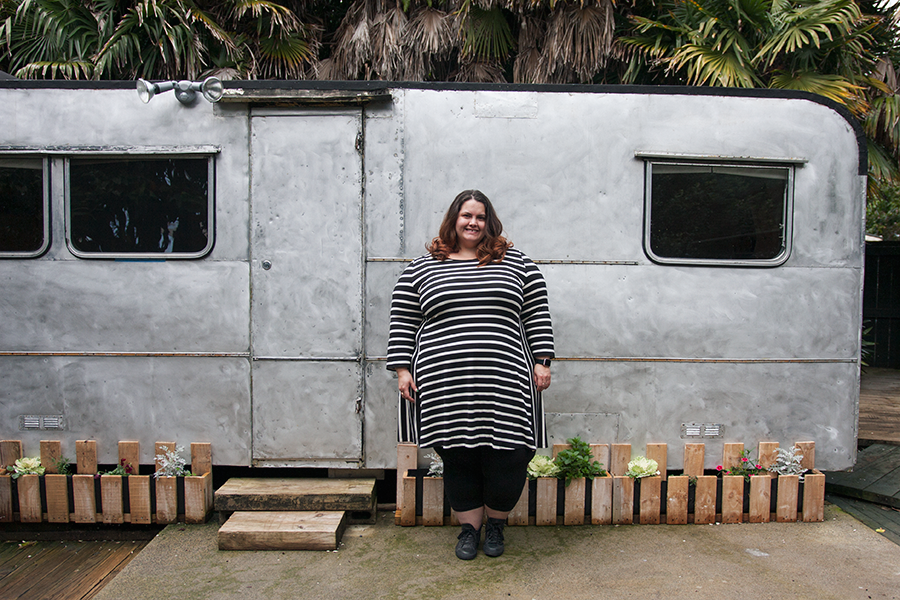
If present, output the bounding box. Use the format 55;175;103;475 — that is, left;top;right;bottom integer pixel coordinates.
536;358;552;367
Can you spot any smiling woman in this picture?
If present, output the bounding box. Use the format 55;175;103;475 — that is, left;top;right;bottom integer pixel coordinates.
387;189;555;559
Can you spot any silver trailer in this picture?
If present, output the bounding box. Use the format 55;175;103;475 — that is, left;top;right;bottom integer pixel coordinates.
0;81;865;471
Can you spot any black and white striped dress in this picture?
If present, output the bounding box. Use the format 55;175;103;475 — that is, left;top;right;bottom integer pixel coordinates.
387;248;555;450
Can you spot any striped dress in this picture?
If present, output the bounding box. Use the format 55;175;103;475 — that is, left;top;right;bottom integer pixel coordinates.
387;248;555;450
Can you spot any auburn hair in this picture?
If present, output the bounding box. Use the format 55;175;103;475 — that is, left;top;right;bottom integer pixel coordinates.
427;189;512;265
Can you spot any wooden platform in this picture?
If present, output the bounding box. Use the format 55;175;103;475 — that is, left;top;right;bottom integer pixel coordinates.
859;368;900;445
826;444;900;509
218;511;347;551
827;494;900;546
214;477;377;524
0;539;147;599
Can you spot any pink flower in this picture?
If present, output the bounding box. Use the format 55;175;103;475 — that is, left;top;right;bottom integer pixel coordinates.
741;457;749;462
755;465;761;469
716;465;723;471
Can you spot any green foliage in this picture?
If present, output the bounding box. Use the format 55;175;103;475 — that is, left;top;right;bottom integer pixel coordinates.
553;437;607;486
101;458;136;476
716;449;766;481
867;183;900;240
53;455;73;476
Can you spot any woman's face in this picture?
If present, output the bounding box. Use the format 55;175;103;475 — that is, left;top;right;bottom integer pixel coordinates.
455;199;487;250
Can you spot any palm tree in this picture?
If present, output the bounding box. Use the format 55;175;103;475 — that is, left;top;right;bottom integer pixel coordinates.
0;0;319;80
619;0;900;197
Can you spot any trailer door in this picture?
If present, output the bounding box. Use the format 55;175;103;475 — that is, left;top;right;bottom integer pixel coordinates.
249;108;363;466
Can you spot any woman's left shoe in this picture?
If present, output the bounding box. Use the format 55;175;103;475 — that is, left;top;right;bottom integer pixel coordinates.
483;517;506;557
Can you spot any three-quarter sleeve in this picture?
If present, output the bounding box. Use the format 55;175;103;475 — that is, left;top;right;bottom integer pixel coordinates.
386;259;424;371
520;255;555;359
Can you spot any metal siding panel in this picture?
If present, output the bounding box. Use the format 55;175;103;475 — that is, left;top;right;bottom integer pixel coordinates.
0;356;251;465
0;261;249;352
252;360;362;463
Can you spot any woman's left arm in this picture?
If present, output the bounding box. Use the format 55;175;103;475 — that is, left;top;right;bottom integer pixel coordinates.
520;254;555;391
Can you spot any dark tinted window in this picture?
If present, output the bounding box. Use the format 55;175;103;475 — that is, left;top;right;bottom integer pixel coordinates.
648;164;790;264
69;157;212;256
0;158;46;254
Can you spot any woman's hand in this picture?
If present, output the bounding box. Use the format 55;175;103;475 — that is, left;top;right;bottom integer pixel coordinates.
396;368;418;402
533;363;551;393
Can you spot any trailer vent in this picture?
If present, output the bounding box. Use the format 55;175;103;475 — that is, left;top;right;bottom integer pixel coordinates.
681;422;724;439
19;415;66;431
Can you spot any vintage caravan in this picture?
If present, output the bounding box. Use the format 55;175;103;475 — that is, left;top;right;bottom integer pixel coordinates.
0;80;865;472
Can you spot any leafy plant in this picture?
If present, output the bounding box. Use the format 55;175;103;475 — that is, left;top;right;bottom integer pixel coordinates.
153;445;193;479
424;451;443;477
626;456;659;479
101;459;136;477
52;456;73;476
553;437;607;486
8;457;45;479
767;446;808;480
527;454;560;479
716;449;766;481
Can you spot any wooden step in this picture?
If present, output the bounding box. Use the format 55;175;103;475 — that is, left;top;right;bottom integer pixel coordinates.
214;478;377;524
218;511;347;551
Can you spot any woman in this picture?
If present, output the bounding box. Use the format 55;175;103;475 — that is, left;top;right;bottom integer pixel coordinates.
387;190;554;560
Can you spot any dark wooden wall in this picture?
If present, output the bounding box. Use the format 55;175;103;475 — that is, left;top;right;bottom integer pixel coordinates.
864;242;900;368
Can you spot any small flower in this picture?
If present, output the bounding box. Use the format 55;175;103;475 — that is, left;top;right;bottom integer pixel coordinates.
755;464;761;469
741;457;749;462
716;465;723;471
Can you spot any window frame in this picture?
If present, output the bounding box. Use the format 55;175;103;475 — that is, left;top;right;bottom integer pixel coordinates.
0;154;51;259
64;153;216;260
640;155;799;267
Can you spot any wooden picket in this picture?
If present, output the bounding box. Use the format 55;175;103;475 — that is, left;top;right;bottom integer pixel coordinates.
0;439;213;525
395;439;827;526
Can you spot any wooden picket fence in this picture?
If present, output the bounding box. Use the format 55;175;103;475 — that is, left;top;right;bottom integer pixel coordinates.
395;440;825;526
0;440;213;525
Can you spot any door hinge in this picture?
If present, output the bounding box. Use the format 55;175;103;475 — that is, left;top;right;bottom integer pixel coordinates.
355;132;363;155
356;398;362;413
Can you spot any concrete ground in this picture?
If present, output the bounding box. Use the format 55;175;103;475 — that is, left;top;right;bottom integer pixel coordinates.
94;505;899;600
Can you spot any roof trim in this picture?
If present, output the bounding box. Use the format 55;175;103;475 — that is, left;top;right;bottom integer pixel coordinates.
0;80;867;175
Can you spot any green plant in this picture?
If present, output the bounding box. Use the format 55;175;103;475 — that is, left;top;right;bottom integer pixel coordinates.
767;446;808;480
526;454;560;479
626;456;659;479
553;437;607;486
8;457;45;479
52;456;73;476
101;459;136;477
716;449;766;481
153;446;193;479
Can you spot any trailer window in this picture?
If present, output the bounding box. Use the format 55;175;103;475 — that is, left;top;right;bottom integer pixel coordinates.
644;162;792;266
0;157;49;257
67;156;213;259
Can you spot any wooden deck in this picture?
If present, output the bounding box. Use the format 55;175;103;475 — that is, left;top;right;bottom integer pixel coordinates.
0;539;148;599
859;368;900;445
826;369;900;544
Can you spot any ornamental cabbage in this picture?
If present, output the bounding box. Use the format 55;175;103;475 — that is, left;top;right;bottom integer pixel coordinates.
527;454;559;479
10;457;45;479
626;456;659;479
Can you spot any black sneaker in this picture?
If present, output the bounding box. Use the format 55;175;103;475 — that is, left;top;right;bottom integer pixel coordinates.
455;524;480;560
483;517;506;557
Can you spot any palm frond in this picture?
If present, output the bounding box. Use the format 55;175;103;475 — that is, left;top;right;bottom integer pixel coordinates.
670;43;760;87
460;6;514;61
769;70;865;113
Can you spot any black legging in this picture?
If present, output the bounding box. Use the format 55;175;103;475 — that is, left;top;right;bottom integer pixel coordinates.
435;446;534;513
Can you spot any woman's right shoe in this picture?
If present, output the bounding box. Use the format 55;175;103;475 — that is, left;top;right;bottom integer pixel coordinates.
455;524;481;560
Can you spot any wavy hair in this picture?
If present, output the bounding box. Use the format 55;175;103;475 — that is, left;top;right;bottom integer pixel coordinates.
427;190;512;265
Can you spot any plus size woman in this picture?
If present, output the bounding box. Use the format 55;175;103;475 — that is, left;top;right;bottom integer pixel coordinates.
387;189;555;560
